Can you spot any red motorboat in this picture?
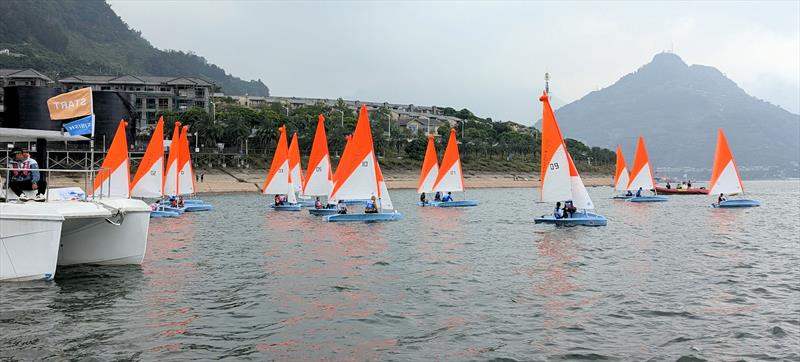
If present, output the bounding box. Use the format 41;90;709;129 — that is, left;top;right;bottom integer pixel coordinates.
655;186;709;195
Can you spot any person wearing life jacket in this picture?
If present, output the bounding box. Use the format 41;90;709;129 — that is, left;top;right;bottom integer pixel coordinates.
419;192;427;205
7;146;46;201
364;195;379;213
442;192;453;202
336;200;348;214
553;202;563;219
434;191;442;202
635;187;643;197
717;193;727;205
314;197;323;209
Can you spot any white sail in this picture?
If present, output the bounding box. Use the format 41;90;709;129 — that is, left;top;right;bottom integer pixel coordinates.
304;155;333;196
263;160;291;195
379;181;393;210
93;161;130;198
287;180;298;204
290;164;303;194
164;158;178;196
541;144;572;202
627;162;654;191
432;161;463;192
131;158;163;198
332;152;379;201
614;167;630;191
417;164;439;194
709;161;743;195
177;162;194;195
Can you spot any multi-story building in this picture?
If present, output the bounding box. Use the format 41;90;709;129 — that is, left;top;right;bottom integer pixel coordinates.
0;68;55;113
59;75;215;130
227;95;445;116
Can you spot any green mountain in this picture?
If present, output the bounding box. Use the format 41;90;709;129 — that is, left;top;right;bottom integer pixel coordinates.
0;0;268;96
542;53;800;178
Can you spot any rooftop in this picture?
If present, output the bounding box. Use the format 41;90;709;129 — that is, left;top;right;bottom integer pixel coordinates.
59;75;215;87
0;68;54;82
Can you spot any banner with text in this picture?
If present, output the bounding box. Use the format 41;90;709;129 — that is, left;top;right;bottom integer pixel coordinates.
63;114;94;136
47;87;93;120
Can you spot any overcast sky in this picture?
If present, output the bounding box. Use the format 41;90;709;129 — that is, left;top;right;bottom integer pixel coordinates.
109;0;800;124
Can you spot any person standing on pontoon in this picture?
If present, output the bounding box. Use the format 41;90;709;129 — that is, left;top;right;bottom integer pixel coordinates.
419;193;427;205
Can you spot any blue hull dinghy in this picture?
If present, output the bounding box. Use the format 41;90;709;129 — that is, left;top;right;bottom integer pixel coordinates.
184;203;213;212
420;200;479;207
534;211;608;226
612;195;633;200
713;199;760;208
308;208;338;216
271;204;302;211
325;212;402;222
150;210;180;218
627;195;668;202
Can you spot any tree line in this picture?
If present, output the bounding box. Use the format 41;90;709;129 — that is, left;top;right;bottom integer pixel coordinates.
149;99;615;173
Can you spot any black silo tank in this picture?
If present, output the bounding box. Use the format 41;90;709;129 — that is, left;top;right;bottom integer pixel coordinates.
93;91;137;148
1;86;61;130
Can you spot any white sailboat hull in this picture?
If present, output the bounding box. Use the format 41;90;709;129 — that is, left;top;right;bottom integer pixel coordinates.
0;204;63;281
56;199;151;266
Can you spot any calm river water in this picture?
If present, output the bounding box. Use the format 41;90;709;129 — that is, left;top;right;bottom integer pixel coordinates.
1;181;799;360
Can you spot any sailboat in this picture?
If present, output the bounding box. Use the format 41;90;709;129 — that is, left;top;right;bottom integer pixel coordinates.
176;125;212;212
533;92;607;226
429;128;478;207
130;117;178;218
626;136;668;202
263;125;300;211
288;131;312;207
93;120;131;198
305;114;337;216
612;145;633;199
324;105;402;222
416;134;439;206
709;128;760;208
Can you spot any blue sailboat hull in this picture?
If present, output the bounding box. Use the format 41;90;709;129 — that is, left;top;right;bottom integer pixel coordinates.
271;204;302;211
419;200;480;207
150;210;180;218
184;204;213;212
325;212;403;222
308;208;338;216
713;199;760;208
534;211;608;226
627;195;669;202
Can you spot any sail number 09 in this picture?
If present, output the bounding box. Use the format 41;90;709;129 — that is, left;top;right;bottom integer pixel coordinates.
549;162;560;170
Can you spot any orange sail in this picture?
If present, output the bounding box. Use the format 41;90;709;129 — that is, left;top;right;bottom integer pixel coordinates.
416;134;439;193
627;135;655;191
303;114;333;196
613;145;630;191
93;120;130;198
262;126;291;194
130;116;165;197
539;92;571;202
432;128;465;192
164;121;181;196
288;132;304;192
329;105;379;201
709;128;744;195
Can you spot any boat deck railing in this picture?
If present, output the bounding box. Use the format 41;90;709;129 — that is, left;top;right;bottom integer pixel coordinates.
1;167;111;203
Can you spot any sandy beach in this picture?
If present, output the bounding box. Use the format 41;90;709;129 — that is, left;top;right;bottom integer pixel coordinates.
47;169;612;194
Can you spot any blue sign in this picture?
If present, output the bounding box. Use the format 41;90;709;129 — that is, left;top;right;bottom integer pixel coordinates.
63;114;94;136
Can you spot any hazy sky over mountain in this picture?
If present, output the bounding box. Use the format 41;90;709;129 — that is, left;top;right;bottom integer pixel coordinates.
109;0;799;123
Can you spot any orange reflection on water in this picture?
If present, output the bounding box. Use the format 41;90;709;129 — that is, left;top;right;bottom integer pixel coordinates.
143;216;198;345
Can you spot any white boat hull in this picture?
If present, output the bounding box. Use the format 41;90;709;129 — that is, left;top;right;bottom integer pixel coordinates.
0;204;63;281
56;199;151;266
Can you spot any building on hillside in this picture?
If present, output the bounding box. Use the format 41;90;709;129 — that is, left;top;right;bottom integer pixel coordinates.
59;75;215;129
225;95;446;116
0;69;54;115
393;111;461;135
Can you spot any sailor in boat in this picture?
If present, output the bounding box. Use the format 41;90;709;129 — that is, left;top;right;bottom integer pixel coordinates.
626;190;633;196
170;196;178;208
273;194;284;206
177;196;185;208
563;200;576;218
441;192;453;202
7;146;47;202
687;180;692;188
717;193;727;205
314;197;323;209
553;202;564;219
365;196;379;214
666;182;671;189
419;193;427;205
434;192;442;202
636;187;643;197
336;200;347;214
